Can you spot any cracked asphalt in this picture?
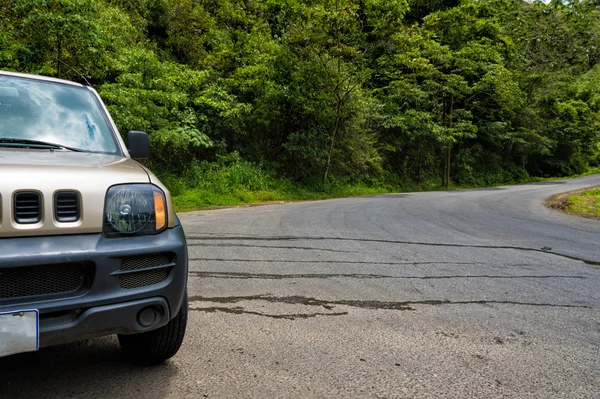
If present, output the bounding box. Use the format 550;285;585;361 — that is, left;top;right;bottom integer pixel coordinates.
2;175;600;398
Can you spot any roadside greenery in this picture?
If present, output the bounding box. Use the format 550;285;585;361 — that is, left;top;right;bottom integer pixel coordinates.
548;186;600;219
162;153;393;210
2;0;599;208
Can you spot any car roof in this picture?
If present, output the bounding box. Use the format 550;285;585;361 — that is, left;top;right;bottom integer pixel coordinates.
0;70;86;88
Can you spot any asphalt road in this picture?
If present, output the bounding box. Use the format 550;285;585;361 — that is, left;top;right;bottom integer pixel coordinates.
2;175;600;398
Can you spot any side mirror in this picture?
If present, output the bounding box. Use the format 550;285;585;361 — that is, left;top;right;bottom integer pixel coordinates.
127;131;149;159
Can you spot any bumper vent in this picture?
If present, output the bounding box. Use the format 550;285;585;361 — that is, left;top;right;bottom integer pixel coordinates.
14;192;41;224
119;269;170;289
0;262;92;300
121;254;171;271
119;254;172;289
55;192;80;223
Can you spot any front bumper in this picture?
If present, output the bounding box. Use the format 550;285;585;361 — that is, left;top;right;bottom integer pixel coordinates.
0;224;188;348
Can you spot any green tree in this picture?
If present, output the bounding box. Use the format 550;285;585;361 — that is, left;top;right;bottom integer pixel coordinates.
2;0;598;191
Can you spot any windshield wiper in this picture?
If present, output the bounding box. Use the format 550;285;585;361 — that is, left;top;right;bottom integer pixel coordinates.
0;138;86;152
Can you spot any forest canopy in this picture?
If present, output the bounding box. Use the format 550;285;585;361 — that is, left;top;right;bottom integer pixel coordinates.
1;0;599;194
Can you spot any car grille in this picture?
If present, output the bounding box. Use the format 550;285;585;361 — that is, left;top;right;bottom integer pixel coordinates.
120;254;171;271
119;254;172;289
14;192;41;224
119;269;170;289
0;262;92;300
55;192;80;223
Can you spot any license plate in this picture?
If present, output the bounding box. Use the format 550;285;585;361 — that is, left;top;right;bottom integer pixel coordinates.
0;310;39;357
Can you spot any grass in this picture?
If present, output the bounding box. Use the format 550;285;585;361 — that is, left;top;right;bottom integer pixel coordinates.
533;167;600;182
160;155;400;212
548;186;600;220
159;155;600;213
171;182;392;212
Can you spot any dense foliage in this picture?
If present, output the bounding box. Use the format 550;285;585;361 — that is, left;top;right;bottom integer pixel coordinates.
2;0;599;193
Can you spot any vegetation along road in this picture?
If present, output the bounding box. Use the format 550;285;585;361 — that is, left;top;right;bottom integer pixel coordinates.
3;0;600;197
1;174;599;398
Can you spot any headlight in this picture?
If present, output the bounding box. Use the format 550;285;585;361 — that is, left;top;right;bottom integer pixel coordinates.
103;184;167;237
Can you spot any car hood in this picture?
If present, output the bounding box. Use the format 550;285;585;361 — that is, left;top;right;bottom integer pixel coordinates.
0;149;150;238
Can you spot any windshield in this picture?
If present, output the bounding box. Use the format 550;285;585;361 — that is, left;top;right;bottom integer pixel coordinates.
0;75;119;154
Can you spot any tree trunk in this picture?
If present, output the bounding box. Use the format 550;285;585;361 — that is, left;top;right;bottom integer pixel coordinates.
323;2;342;185
56;36;62;77
445;148;451;188
417;150;422;183
445;97;453;189
441;155;446;187
323;101;341;184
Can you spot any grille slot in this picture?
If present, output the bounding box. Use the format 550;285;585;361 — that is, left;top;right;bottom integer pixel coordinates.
0;262;91;300
55;192;80;223
120;254;171;271
119;269;169;289
14;192;41;224
119;254;172;289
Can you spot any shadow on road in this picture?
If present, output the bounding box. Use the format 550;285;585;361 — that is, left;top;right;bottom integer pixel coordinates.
367;193;411;199
0;337;179;399
529;180;568;185
471;187;507;191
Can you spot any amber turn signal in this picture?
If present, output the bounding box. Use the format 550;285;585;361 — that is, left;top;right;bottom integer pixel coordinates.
154;191;166;230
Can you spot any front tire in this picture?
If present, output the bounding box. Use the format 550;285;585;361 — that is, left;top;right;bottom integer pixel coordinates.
118;294;188;366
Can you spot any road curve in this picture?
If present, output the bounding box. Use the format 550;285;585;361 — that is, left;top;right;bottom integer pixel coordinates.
1;175;599;398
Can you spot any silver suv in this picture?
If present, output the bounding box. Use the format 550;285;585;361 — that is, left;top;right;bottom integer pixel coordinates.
0;71;188;365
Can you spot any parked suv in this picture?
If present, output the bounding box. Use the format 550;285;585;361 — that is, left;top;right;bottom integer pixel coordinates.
0;71;188;365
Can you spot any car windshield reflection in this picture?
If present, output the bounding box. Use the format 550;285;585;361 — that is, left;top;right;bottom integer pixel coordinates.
0;76;118;154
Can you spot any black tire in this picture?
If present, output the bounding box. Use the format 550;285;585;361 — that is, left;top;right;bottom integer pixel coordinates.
118;294;188;366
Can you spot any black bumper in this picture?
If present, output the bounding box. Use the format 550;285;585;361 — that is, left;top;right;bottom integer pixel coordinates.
0;224;188;348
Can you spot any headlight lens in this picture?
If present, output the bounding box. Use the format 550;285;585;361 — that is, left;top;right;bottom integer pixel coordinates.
103;184;167;237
